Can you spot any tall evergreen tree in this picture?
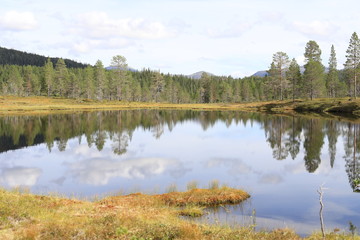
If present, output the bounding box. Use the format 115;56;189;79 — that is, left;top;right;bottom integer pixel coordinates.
54;58;68;96
110;55;128;100
44;58;54;96
344;32;360;98
326;45;340;98
150;71;164;102
94;60;106;100
7;66;24;96
303;40;325;100
269;52;290;100
287;58;302;101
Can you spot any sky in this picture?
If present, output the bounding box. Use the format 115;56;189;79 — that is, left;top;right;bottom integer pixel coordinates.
0;0;359;77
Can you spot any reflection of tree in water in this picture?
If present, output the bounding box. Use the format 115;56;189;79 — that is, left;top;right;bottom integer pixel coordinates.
111;131;132;155
264;116;289;160
326;120;340;168
285;116;302;160
1;110;360;192
343;123;360;192
303;119;324;173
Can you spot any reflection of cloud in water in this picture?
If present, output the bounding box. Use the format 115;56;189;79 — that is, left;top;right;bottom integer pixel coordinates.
52;176;66;186
1;167;42;187
258;173;283;184
284;162;305;174
74;144;103;158
67;158;184;185
202;211;344;236
306;201;360;221
205;158;252;175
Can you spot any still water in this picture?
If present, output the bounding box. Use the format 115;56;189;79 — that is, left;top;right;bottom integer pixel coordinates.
0;110;359;235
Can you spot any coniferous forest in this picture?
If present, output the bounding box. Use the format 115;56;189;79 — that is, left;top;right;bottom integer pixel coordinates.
1;32;360;103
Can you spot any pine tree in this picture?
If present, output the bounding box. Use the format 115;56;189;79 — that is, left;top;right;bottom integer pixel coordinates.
287;58;302;101
344;32;360;98
303;40;325;100
110;55;128;100
265;62;278;100
8;66;24;96
54;59;68;96
84;66;95;99
326;45;340;98
94;60;106;100
44;58;54;96
269;52;290;100
150;71;164;102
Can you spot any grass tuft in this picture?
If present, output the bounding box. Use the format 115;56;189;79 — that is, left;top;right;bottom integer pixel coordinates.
186;180;198;190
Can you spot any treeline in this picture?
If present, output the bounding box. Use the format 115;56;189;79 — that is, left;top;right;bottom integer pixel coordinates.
1;32;360;102
0;46;88;68
0;56;264;103
266;32;360;100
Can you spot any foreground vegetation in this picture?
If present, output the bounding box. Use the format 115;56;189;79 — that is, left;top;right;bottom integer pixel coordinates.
2;96;360;118
0;187;358;240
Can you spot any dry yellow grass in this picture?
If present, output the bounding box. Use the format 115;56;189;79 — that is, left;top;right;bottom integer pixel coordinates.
2;96;360;117
0;187;358;239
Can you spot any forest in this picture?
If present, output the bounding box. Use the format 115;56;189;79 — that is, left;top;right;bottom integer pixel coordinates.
0;32;360;103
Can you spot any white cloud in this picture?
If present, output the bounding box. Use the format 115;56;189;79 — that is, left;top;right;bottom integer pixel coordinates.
1;167;42;187
0;11;38;31
206;22;252;38
291;20;338;38
67;157;181;185
71;12;174;40
71;38;134;54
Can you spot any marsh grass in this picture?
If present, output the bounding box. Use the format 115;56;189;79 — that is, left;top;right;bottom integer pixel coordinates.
208;179;220;190
0;188;358;239
3;96;360;121
166;183;178;193
186;180;198;190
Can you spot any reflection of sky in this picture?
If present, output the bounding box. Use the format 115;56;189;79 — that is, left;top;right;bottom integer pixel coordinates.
0;117;359;235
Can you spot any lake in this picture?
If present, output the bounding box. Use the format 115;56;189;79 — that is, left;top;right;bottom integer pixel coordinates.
0;110;359;235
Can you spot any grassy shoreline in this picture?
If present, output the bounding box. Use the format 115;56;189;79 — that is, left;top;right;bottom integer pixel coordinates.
1;187;357;240
1;96;360;117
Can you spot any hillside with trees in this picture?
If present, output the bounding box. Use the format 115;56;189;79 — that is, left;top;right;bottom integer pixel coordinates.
0;32;359;103
0;46;89;68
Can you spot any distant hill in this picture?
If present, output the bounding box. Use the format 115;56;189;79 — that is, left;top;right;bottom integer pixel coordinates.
252;71;269;77
251;66;330;77
0;46;89;68
187;71;214;79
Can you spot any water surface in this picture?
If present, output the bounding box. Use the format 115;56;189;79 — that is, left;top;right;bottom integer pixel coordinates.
0;110;359;235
